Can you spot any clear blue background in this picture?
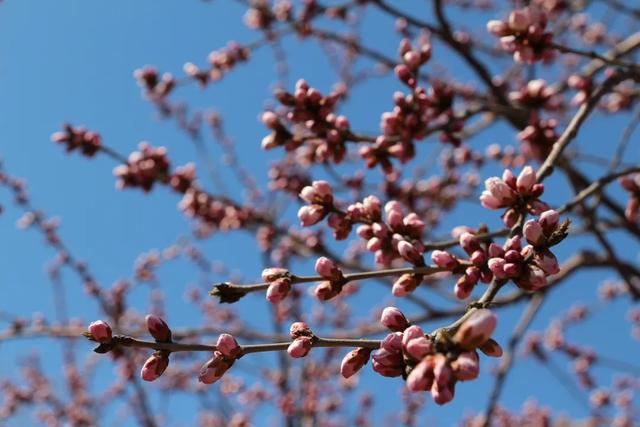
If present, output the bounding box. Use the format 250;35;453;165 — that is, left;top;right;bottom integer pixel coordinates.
0;1;638;426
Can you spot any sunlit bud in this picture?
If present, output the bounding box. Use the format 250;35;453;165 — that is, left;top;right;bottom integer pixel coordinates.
340;348;372;378
88;320;112;343
380;307;410;332
145;315;172;342
141;353;169;382
216;334;241;359
454;309;497;349
287;337;312;358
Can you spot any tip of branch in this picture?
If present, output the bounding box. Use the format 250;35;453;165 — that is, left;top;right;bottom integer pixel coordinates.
209;282;247;304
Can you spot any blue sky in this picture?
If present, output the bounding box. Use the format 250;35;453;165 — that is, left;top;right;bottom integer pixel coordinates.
0;1;638;426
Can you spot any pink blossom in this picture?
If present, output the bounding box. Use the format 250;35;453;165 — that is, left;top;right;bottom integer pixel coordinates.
454;309;497;350
287;337;312;358
216;333;241;359
145;315;171;342
88;320;112;343
380;307;410;332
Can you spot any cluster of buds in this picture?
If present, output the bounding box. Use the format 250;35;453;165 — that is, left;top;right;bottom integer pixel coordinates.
51;124;101;157
508;79;561;111
372;308;501;405
198;334;241;384
169;162;196;193
133;66;175;101
262;267;293;303
141;315;173;382
287;321;314;358
356;201;426;269
480;166;549;226
567;75;592;106
394;36;432;88
487;7;555;63
183;42;250;87
432;232;494;299
267;161;311;196
619;174;640;223
517;114;559;161
297;180;335;227
260;80;350;164
178;188;250;232
488;211;566;291
113;143;170;192
313;257;348;301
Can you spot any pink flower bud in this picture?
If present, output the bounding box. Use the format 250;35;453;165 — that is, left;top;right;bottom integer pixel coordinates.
261;111;279;129
287;337;312;358
487;258;507;279
88;320;112;343
145;315;172;342
397;241;423;264
381;332;403;353
431;382;454;405
485;177;515;203
451;351;479;380
524;220;545;246
312;180;333;202
380;307;410;332
459;232;480;255
454;309;497;349
508;9;531;32
535;251;560;275
141;353;169;382
216;334;241;359
314;257;342;281
406;358;434;392
297;204;326;226
392;274;420;297
199;351;232;384
290;321;312;338
539;209;559;232
480;192;502;209
267;277;291;303
516;166;536;193
261;267;289;282
431;250;459;270
314;281;341;301
340;348;372;378
486;20;508;36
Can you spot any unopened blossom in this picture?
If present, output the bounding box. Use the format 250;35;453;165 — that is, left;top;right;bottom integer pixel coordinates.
266;277;292;303
518;114;559;161
141;353;169;382
113;143;170;192
509;79;561;111
300;181;333;205
199;351;234;384
51;124;101;157
480;166;548;225
287;337;312;358
340;348;373;378
216;334;241;359
145;315;172;342
380;306;410;332
487;7;555;63
453;309;497;350
314;257;343;281
88;320;112;343
289;321;312;338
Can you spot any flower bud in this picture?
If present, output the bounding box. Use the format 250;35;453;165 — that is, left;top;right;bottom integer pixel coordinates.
380;307;410;332
397;240;423;264
261;267;289;283
199;351;233;384
431;250;458;270
340;348;372;378
287;337;312;358
145;315;172;342
523;220;545;246
216;333;241;359
516;166;536;193
451;351;480;380
88;320;112;343
141;353;169;382
454;309;497;350
267;278;291;303
289;321;312;338
314;257;342;281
